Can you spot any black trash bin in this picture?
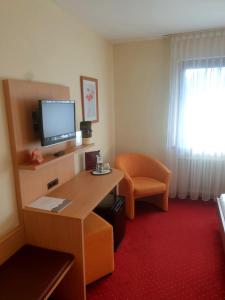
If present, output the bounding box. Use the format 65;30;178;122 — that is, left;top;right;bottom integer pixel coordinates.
94;194;126;251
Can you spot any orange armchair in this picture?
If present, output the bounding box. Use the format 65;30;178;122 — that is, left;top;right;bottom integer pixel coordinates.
115;153;171;219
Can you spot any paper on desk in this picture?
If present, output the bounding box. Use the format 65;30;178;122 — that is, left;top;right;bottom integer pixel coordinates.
27;196;71;212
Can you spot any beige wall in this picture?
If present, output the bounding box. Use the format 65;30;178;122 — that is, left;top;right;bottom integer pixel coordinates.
114;38;170;161
0;0;114;237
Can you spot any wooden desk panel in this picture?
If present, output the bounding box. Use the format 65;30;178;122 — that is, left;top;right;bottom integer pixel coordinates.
23;212;84;300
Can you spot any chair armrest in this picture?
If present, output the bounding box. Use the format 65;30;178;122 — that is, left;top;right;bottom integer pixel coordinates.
123;171;134;192
118;170;134;198
145;157;171;183
115;158;134;192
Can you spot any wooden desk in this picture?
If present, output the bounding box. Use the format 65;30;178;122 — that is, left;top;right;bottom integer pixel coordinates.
23;169;123;300
3;79;123;299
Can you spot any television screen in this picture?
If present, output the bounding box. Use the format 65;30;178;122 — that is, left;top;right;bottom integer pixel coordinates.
39;100;76;146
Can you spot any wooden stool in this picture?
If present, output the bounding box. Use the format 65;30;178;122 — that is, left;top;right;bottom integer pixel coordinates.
84;212;114;285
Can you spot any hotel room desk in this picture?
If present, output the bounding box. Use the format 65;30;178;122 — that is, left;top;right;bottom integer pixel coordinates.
23;168;123;300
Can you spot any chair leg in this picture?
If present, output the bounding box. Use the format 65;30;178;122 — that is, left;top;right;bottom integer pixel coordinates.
119;180;135;220
161;191;168;211
148;193;168;211
126;195;135;219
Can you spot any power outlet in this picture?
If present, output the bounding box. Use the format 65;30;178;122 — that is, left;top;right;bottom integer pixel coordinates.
47;178;59;190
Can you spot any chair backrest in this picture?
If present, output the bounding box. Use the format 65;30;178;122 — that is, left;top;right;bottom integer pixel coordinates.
115;153;155;177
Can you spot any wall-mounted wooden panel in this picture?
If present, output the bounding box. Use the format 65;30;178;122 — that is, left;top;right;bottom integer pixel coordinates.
3;79;75;209
3;79;71;164
19;155;75;207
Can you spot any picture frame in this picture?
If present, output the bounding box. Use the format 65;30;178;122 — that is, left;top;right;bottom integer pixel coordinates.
80;76;99;122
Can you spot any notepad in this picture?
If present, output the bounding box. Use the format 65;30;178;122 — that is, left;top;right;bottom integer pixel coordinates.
27;196;72;212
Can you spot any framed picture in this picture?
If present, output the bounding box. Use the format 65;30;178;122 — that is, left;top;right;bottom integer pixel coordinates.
80;76;99;122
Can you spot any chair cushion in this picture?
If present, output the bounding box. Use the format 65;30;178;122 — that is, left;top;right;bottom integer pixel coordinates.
133;177;166;198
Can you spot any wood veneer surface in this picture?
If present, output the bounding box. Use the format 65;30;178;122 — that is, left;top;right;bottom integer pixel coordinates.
23;169;124;220
23;211;85;300
0;226;25;265
3;79;71;165
49;169;124;219
3;79;75;209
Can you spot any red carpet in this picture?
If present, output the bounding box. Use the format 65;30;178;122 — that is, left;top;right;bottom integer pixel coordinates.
87;199;225;300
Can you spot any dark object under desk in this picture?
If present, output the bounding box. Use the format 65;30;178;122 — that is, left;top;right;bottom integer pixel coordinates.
0;245;74;300
94;194;126;250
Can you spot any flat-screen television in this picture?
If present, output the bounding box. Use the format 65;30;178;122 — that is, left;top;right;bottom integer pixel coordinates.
39;100;76;146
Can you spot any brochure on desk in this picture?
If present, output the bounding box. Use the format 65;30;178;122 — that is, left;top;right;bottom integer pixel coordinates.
27;196;72;212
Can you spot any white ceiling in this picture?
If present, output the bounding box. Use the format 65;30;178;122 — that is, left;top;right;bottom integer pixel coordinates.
55;0;225;43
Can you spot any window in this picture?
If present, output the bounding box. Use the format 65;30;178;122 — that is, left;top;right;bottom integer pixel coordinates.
178;59;225;155
167;31;225;200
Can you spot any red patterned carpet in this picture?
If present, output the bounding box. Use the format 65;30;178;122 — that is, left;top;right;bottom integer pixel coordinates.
87;199;225;300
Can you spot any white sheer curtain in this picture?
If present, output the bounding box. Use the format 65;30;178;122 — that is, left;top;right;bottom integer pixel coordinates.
167;29;225;201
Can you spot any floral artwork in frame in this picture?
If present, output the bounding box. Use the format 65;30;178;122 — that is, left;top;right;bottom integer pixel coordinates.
80;76;99;122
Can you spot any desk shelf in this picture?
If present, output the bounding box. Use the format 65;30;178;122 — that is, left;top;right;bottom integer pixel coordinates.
19;143;94;171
